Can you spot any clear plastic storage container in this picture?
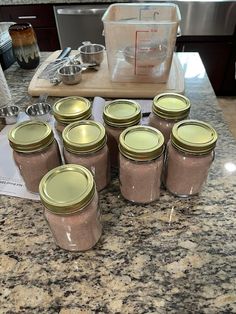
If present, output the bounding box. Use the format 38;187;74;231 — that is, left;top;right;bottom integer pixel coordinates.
102;3;181;83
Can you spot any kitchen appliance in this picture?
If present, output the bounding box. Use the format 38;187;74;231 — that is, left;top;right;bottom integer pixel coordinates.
53;5;108;49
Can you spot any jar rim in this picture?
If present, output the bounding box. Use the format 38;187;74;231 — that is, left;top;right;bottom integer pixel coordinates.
153;92;191;119
171;119;218;155
119;125;164;161
62;120;106;154
8;120;54;153
39;164;95;215
103;99;141;127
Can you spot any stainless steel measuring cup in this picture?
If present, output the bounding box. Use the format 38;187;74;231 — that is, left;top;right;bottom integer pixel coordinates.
78;41;105;65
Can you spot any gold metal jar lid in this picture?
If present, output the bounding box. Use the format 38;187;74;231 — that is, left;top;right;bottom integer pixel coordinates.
103;99;141;128
8;120;54;153
62;120;106;154
153;93;190;119
119;125;164;161
52;96;92;123
39;164;95;215
171;119;218;155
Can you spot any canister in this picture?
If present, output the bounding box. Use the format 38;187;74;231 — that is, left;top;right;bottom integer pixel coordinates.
52;96;92;133
119;125;164;203
8;120;61;193
9;23;40;69
39;164;102;251
164;120;218;197
62;120;110;191
148;93;191;143
103;99;141;167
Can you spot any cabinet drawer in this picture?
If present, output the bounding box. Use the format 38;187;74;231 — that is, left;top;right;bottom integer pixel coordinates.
0;5;56;28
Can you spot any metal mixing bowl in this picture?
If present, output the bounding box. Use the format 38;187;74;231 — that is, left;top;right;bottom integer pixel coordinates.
0;105;20;125
58;65;82;85
25;102;51;122
78;41;105;65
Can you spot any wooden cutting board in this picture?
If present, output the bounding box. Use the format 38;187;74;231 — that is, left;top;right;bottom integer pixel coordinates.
28;50;184;98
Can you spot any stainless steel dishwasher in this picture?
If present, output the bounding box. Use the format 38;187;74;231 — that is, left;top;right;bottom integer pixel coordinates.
53;4;109;49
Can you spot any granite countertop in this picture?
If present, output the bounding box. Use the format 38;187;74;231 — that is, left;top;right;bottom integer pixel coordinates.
1;52;236;313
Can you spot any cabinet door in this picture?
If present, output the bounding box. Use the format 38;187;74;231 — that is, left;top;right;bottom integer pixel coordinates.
220;49;236;96
0;4;60;51
35;28;60;52
0;4;55;27
176;41;232;95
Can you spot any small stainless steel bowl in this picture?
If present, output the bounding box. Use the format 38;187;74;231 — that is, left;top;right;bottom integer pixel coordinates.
78;42;105;65
25;102;51;122
0;105;20;125
58;65;82;85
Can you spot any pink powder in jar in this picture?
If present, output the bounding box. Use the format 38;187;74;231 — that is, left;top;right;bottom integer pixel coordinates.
148;93;191;143
164;120;217;197
148;113;180;144
104;123;125;167
103;99;141;168
8;121;61;193
39;164;102;251
62;120;110;191
52;96;92;135
119;125;164;203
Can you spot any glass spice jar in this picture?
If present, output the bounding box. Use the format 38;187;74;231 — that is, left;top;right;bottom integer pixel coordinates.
9;23;40;69
119;125;165;204
103;99;141;167
39;164;102;251
62;120;110;191
8;120;61;193
164;119;218;197
52;96;92;134
148;93;191;143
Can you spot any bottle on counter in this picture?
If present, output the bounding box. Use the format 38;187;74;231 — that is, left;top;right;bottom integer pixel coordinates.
52;96;92;134
9;23;40;70
8;120;61;193
119;125;165;203
0;63;12;108
148;93;191;143
164;119;218;197
39;164;102;251
62;120;110;191
103;99;141;167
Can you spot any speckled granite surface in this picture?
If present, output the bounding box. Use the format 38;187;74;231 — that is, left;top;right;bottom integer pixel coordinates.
1;52;236;313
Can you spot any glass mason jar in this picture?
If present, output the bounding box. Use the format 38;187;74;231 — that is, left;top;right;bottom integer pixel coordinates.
148;93;191;143
164;120;218;197
39;164;102;251
9;23;40;69
8;120;61;193
119;125;165;204
62;120;110;191
103;99;141;167
52;96;92;134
